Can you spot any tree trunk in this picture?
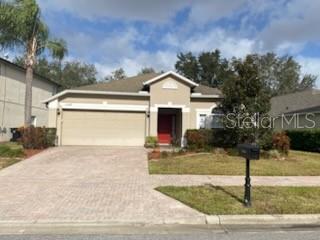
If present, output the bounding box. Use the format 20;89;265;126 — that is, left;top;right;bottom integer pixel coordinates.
24;65;33;127
24;37;37;127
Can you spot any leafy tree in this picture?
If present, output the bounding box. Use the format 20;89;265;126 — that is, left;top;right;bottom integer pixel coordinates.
198;50;232;87
299;74;317;91
221;55;272;148
0;0;67;126
175;52;200;83
251;53;316;96
138;67;156;75
60;61;97;89
104;68;126;81
14;56;60;81
14;57;97;90
175;50;232;87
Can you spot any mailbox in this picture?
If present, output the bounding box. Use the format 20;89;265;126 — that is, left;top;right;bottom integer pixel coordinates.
237;143;260;160
237;143;260;207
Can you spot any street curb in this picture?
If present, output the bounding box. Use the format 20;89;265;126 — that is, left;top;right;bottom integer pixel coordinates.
206;214;320;225
0;214;318;232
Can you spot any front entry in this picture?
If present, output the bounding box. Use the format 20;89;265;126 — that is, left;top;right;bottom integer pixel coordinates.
158;114;173;144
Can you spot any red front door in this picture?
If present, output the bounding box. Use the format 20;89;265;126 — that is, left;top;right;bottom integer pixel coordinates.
158;114;173;144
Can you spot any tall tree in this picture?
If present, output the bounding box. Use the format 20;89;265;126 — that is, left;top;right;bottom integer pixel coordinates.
104;68;126;81
251;53;316;96
14;57;97;90
138;67;156;75
0;0;67;126
14;56;60;81
175;52;200;83
175;50;232;87
60;61;97;89
198;50;232;87
222;56;272;149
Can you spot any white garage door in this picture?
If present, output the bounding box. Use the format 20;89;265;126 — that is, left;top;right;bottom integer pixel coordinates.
61;110;146;146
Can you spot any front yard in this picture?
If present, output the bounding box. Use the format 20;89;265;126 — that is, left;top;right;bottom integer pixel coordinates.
0;142;24;170
149;151;320;176
157;186;320;215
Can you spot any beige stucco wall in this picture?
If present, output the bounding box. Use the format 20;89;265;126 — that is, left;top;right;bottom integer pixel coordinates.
48;74;220;146
61;94;149;105
190;99;218;129
149;76;191;137
0;61;58;141
51;93;149;144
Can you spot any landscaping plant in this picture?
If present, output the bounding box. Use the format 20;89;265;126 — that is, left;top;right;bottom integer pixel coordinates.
272;132;290;155
286;129;320;152
19;127;56;149
221;55;273;147
145;136;159;148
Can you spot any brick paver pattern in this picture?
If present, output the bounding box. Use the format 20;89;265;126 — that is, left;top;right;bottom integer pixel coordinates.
0;147;319;223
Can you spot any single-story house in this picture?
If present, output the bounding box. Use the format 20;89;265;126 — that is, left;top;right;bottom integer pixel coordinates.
44;71;222;146
0;57;59;142
270;89;320;130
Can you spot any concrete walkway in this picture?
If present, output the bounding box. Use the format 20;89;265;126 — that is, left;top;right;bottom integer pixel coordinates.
150;175;320;187
0;146;319;224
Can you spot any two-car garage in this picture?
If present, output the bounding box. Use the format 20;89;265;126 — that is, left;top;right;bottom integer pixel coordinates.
60;110;146;146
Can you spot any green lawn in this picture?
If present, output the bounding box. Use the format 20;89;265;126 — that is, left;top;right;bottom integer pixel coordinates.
149;151;320;176
157;186;320;215
0;142;24;170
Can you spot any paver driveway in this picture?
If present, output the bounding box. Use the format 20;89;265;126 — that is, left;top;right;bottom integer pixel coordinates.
0;147;204;224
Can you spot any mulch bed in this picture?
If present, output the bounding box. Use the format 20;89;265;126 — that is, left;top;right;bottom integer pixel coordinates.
24;149;45;159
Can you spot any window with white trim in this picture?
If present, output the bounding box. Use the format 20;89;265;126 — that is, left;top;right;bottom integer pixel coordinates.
199;114;207;129
31;116;37;127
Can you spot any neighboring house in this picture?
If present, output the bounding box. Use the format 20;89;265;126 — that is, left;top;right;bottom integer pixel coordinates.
44;71;222;146
270;89;320;130
0;58;59;142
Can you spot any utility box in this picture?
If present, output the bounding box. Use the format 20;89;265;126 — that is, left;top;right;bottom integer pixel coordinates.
237;144;260;160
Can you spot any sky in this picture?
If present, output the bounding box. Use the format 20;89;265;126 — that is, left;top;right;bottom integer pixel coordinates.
26;0;320;84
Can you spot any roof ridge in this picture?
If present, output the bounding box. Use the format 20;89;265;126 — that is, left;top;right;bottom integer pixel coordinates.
272;88;319;99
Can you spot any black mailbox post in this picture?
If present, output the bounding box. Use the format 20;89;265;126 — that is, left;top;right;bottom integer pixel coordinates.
237;143;260;207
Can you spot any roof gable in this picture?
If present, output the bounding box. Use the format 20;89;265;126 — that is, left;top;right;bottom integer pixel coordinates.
143;71;198;87
44;71;222;103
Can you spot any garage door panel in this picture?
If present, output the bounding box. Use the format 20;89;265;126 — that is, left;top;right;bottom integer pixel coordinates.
61;110;145;146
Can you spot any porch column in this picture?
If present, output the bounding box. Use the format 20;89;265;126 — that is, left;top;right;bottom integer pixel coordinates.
149;108;158;137
181;111;190;147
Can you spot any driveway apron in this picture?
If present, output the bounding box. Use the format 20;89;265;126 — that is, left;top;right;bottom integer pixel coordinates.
0;147;204;223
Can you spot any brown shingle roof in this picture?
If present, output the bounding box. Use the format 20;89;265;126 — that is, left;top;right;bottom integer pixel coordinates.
74;72;221;96
193;84;221;95
270;89;320;116
75;73;160;92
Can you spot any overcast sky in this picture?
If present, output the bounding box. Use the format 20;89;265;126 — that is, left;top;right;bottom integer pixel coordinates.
35;0;320;84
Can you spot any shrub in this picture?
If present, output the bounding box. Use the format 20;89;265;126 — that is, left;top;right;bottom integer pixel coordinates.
286;129;320;152
259;130;273;151
19;127;56;149
272;132;290;155
160;151;169;158
145;136;158;148
0;144;24;158
185;129;212;151
185;129;235;151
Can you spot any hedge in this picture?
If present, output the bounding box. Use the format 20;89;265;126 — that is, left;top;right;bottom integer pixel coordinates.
19;127;57;149
286;129;320;152
185;129;235;150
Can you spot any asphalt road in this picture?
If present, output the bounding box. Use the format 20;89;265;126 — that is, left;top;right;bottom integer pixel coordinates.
0;228;319;240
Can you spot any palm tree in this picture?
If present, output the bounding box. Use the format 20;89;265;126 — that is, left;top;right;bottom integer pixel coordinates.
0;0;68;126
